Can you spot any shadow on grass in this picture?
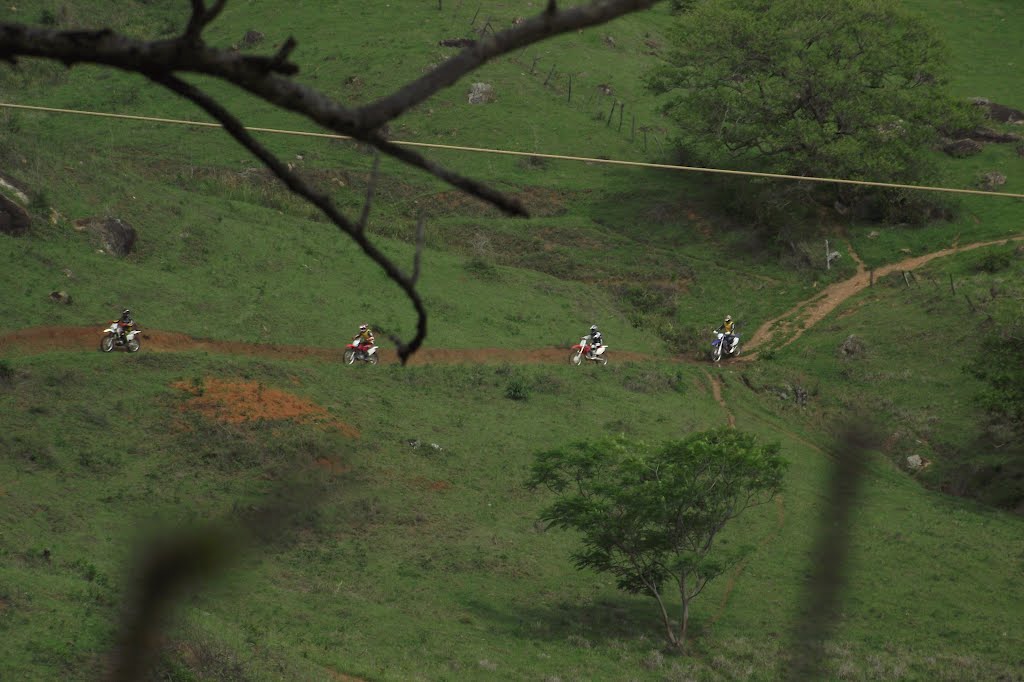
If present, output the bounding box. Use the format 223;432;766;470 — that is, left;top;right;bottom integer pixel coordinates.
463;594;711;649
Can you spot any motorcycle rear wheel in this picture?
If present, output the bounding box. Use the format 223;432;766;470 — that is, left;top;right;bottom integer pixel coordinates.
569;351;583;366
100;336;115;353
343;350;356;365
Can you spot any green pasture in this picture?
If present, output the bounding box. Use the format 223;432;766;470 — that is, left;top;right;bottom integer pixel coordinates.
2;0;1024;680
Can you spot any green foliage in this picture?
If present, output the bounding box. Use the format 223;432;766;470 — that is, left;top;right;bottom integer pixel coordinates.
968;332;1024;442
647;0;979;226
527;429;786;648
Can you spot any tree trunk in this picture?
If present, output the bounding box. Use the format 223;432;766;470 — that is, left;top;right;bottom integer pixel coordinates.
648;584;679;648
678;573;690;649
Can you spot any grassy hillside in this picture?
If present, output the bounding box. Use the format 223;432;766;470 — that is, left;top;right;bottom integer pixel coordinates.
2;0;1024;680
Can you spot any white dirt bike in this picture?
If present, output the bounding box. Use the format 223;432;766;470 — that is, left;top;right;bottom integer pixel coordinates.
100;323;142;353
569;338;609;366
710;331;740;362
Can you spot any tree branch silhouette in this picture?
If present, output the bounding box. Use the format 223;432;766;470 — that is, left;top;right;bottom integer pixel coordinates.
1;0;663;359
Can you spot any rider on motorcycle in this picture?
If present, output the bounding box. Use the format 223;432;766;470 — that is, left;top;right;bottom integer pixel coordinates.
116;309;136;344
352;324;375;357
715;315;736;350
584;324;604;359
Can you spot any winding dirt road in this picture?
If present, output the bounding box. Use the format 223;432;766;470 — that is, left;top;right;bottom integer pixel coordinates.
3;234;1020;364
746;234;1024;353
0;325;657;365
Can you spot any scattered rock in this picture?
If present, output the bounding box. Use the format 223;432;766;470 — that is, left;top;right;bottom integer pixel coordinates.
439;37;475;48
240;30;264;47
838;334;866;358
61;268;74;279
467;82;495;105
602;34;616;48
0;170;29;204
1016;144;1024;158
597;83;613;96
49;207;63;225
406;439;421;449
906;454;931;472
972;98;1024;123
793;384;809;406
941;139;983;158
967;127;1022;143
0;193;31;237
73;217;137;257
512;16;525;26
343;75;363;88
978;171;1007;191
48;290;72;305
867;230;880;239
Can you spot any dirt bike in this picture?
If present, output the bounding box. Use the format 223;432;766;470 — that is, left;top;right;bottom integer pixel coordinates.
710;331;740;362
344;342;379;365
569;338;608;366
100;323;142;353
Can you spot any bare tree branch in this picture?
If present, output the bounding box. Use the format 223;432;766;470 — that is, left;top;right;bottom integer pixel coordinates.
185;0;228;42
0;0;662;360
357;153;381;234
357;0;663;126
148;72;428;362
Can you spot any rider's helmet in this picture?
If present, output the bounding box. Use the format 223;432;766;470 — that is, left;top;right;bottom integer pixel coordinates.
590;324;599;333
121;309;131;319
724;315;732;323
359;324;368;332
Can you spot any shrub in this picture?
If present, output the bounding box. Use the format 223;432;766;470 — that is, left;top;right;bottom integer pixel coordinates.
505;377;530;401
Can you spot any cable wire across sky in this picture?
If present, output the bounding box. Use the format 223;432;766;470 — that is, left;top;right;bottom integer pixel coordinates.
3;101;1024;200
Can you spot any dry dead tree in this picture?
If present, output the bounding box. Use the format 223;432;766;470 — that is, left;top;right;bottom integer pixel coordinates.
1;0;663;362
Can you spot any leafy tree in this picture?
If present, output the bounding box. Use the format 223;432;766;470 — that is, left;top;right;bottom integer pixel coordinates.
646;0;979;227
527;429;786;649
966;331;1024;509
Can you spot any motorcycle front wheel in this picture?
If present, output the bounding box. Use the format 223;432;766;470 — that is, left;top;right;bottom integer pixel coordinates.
100;335;115;353
711;345;722;362
368;353;379;365
597;354;608;366
343;350;356;365
126;338;141;353
569;351;583;366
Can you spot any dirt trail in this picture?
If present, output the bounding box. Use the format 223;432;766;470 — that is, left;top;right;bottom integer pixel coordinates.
0;326;656;365
746;234;1024;353
704;370;736;428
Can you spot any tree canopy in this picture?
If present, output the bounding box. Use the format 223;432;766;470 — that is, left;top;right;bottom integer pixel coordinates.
527;429;786;648
646;0;978;225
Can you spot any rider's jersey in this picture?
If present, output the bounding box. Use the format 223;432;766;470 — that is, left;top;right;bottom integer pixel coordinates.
587;331;604;347
354;330;374;346
718;321;734;334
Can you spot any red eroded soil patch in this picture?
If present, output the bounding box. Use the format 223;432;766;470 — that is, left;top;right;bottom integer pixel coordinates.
172;377;359;438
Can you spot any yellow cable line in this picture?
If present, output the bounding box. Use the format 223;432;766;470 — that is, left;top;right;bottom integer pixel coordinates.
4;101;1024;200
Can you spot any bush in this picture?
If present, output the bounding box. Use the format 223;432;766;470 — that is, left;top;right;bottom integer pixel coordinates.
974;250;1013;273
505;377;530;401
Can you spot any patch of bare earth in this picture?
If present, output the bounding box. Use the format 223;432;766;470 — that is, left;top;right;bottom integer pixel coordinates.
171;377;359;438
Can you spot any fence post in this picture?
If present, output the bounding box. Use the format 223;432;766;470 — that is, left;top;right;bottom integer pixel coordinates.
567;74;572;103
606;101;617;126
948;273;956;296
470;4;480;25
869;270;874;287
826;239;830;270
530;55;541;75
618;102;624;131
544;64;556;87
643;127;647;151
631;114;636;141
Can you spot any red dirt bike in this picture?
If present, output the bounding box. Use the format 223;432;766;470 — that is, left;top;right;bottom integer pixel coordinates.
569;338;608;366
344;342;379;365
